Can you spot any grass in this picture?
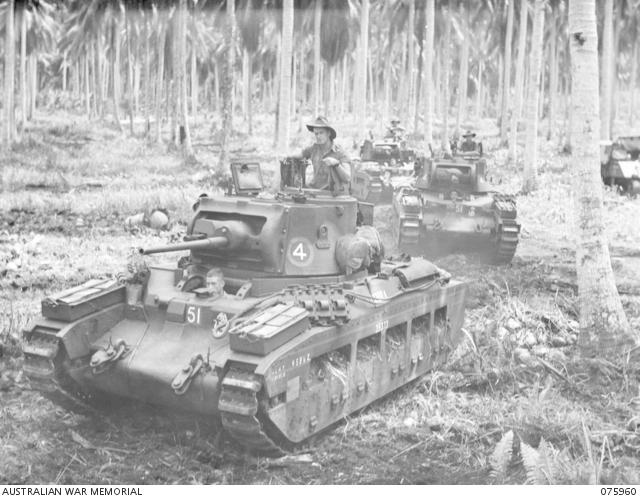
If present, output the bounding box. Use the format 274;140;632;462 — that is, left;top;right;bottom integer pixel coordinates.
0;111;639;484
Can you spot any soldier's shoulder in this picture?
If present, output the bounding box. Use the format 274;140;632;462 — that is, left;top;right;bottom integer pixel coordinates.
331;143;348;154
301;144;315;156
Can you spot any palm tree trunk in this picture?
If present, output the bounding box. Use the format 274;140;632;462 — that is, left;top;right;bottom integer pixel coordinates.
600;0;614;140
62;56;67;92
133;58;140;116
312;0;321;117
84;54;91;117
340;56;348;117
74;60;80;99
611;2;622;128
220;0;236;167
383;29;393;124
291;50;298;119
434;49;441;118
191;41;198;121
112;11;123;133
177;0;194;158
248;53;253;135
568;0;636;358
143;11;151;136
155;19;166;144
496;54;503;122
500;0;515;143
509;0;529;160
441;2;452;152
242;48;249;120
213;62;220;114
455;3;469;137
355;0;369;139
398;32;407;122
126;11;134;135
19;4;27;132
475;60;484;119
547;12;558;141
413;36;424;134
3;0;16;148
29;53;36;119
276;0;294;153
407;0;415;128
629;41;637;128
522;0;545;194
95;34;104;118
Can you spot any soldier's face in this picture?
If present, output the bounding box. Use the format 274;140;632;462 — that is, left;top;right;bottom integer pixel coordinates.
206;275;224;296
314;128;330;145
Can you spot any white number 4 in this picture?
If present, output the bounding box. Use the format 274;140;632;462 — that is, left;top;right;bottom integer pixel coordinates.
186;306;201;324
292;243;307;261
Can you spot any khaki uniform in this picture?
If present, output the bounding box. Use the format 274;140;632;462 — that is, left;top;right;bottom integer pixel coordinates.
301;142;351;193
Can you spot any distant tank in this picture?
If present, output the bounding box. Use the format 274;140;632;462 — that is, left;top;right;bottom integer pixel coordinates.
392;153;520;264
350;137;419;205
600;135;640;196
23;159;467;455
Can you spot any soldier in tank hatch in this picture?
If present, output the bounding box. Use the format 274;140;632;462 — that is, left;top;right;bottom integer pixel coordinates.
300;116;351;194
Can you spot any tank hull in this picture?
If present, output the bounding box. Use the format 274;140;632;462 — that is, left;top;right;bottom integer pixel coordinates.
24;262;466;454
392;189;520;264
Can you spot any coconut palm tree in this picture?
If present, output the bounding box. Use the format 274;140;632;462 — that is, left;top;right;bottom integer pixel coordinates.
312;0;321;116
276;0;293;152
454;1;470;137
521;0;544;194
600;0;614;140
440;0;452;153
237;0;263;134
568;0;638;358
354;0;368;137
3;0;16;148
423;0;434;150
509;0;527;160
499;0;514;144
176;0;193;158
219;0;236;167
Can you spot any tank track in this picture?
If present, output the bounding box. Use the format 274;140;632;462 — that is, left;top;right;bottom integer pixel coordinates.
22;324;98;415
25;325;285;455
218;367;284;456
492;194;520;264
395;218;421;246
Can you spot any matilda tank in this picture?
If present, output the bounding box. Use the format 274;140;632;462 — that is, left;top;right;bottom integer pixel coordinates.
600;135;640;196
350;138;418;205
23;159;467;455
392;154;520;264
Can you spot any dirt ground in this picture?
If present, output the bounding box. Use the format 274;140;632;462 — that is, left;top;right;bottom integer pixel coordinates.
1;112;639;484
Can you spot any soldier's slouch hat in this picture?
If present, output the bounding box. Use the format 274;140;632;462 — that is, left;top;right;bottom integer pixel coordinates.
306;116;337;140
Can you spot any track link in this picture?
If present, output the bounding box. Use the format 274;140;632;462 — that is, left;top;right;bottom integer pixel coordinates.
218;367;284;456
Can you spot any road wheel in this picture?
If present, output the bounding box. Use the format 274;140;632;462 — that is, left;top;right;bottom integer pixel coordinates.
628;180;640;198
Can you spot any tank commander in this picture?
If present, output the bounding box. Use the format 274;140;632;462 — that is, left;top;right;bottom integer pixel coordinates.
460;130;480;153
300;116;351;194
385;118;406;141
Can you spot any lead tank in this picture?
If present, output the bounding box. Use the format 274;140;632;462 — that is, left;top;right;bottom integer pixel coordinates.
392;154;520;264
23;160;467;455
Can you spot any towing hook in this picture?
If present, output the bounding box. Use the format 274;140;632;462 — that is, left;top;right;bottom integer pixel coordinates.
171;355;206;395
90;339;130;375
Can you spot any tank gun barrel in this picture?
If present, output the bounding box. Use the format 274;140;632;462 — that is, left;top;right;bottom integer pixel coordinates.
139;236;229;255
